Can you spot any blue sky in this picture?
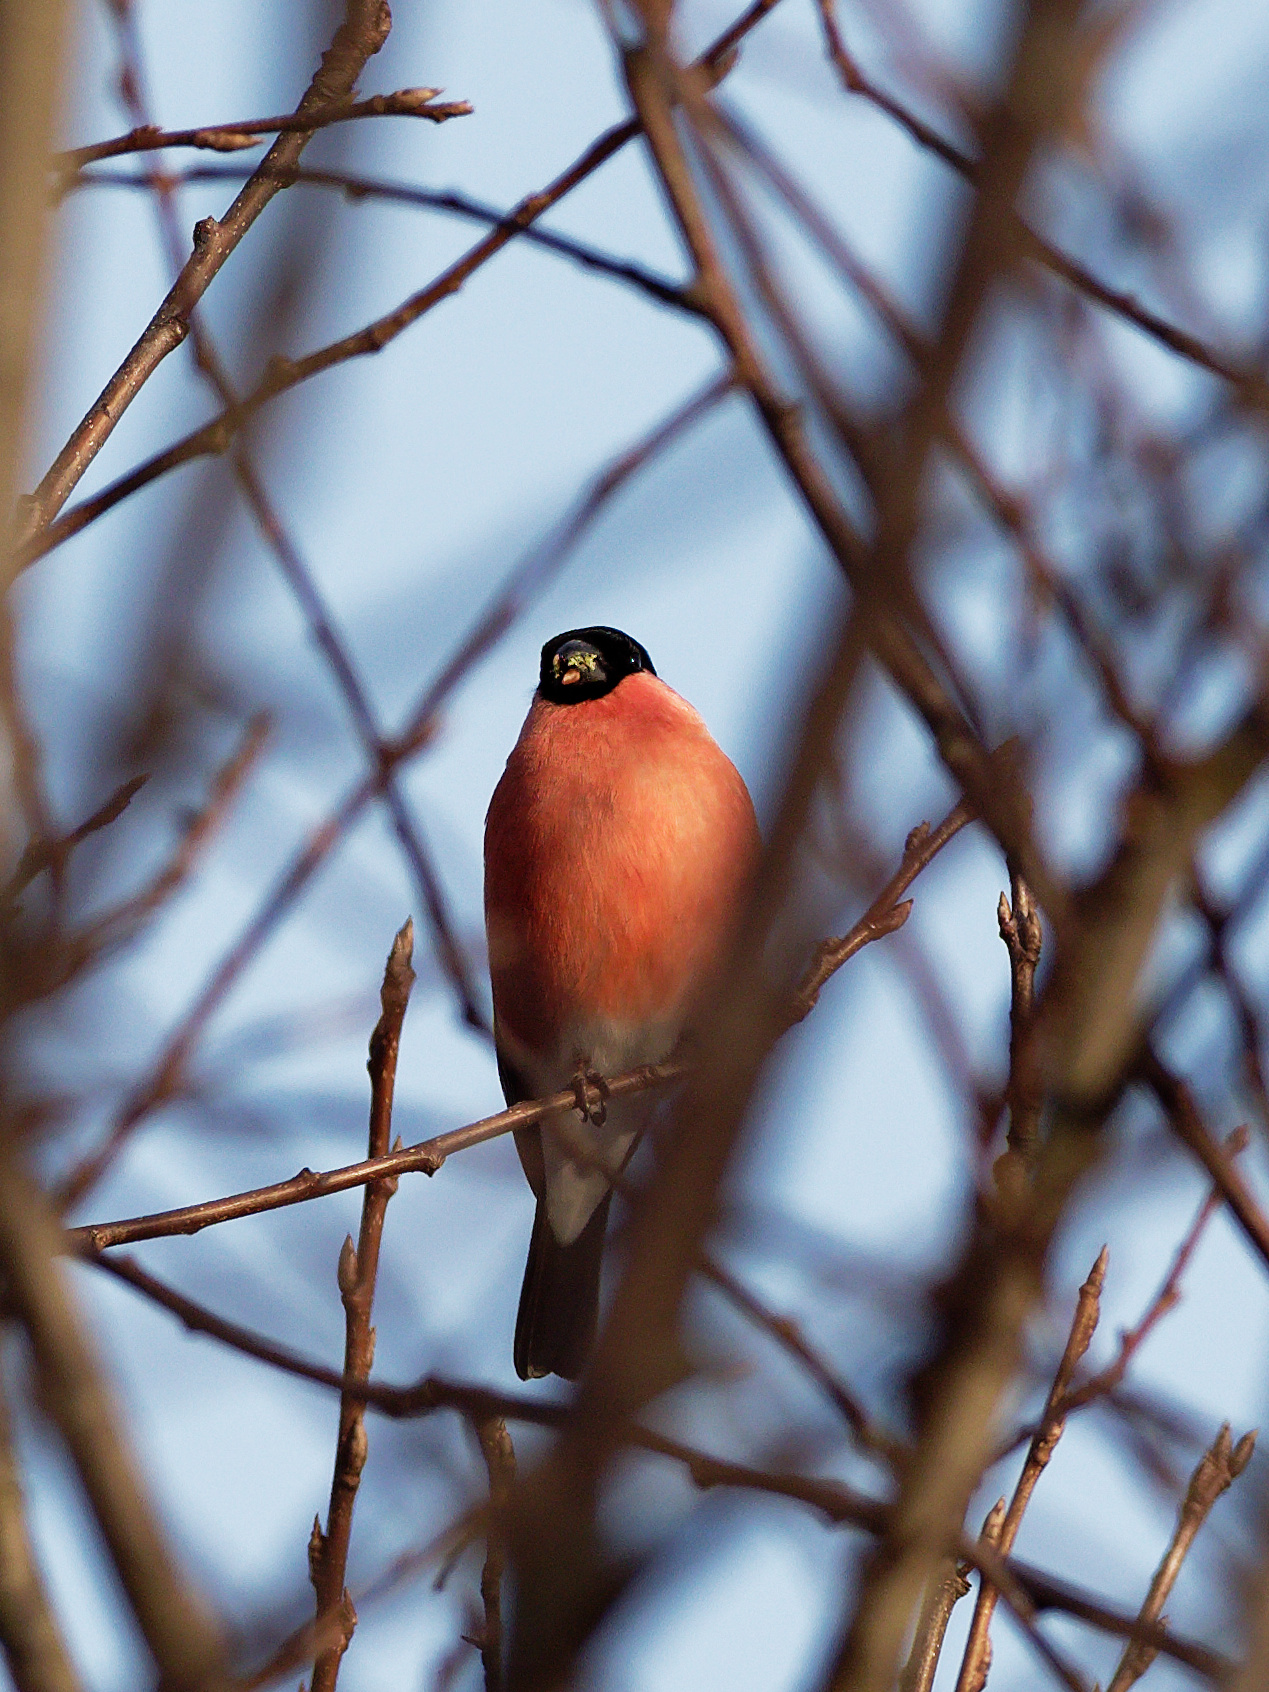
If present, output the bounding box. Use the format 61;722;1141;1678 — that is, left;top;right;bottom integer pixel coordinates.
13;0;1269;1689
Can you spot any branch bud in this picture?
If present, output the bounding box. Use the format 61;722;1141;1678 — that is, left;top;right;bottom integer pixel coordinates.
337;1234;358;1296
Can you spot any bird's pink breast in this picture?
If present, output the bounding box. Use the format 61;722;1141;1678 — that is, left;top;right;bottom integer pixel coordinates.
484;672;759;1060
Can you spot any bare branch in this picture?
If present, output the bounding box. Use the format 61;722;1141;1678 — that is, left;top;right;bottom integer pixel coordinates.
3;772;147;906
42;1250;1235;1688
55;87;471;173
789;801;974;1025
998;870;1044;1174
1106;1423;1256;1692
954;1249;1106;1692
310;920;415;1692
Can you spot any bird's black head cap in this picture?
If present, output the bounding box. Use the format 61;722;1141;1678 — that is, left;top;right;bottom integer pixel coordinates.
538;626;656;705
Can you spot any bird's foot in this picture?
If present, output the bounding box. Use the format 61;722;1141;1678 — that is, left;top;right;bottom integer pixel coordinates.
571;1063;610;1127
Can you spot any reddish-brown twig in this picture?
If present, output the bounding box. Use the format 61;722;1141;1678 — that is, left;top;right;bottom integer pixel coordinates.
993;1128;1247;1468
1145;1060;1269;1273
309;921;415;1692
954;1250;1106;1692
788;802;975;1025
55;86;471;173
72;1057;687;1250
2;772;147;906
1064;1129;1247;1418
997;870;1044;1173
1105;1423;1256;1692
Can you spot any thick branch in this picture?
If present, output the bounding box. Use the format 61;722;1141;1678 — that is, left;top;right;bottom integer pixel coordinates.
0;1150;223;1690
0;1376;81;1692
475;1420;515;1692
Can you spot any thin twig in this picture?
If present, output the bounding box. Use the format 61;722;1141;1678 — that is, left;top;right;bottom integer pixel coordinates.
1105;1423;1256;1692
954;1249;1106;1692
2;771;147;906
788;801;975;1025
309;920;415;1692
50;716;269;1202
1061;1129;1246;1418
72;165;695;316
998;870;1044;1174
72;1058;687;1249
995;1128;1248;1464
474;1421;515;1692
55;87;471;172
1145;1058;1269;1274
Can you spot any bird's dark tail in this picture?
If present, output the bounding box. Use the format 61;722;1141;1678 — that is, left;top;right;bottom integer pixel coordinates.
514;1192;612;1381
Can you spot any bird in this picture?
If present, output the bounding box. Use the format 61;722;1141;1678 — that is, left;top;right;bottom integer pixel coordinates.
484;626;760;1380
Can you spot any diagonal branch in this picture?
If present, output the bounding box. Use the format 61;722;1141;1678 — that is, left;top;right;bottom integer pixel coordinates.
1105;1423;1255;1692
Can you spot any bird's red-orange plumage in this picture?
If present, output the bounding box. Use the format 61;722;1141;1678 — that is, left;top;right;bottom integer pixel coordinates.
486;671;756;1062
485;632;758;1379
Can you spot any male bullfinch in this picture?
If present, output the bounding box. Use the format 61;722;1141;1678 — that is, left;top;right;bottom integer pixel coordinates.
484;627;760;1380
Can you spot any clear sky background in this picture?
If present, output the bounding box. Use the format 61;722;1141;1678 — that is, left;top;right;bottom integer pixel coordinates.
13;0;1269;1689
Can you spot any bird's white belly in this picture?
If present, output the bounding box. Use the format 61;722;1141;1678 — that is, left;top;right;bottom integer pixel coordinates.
528;1016;680;1245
